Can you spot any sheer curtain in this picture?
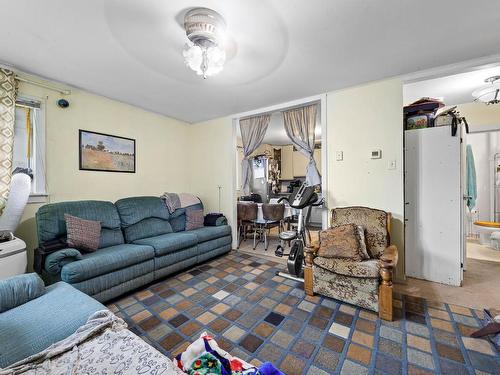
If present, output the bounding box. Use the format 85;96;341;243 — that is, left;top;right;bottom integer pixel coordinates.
239;114;270;194
0;68;17;213
282;103;321;185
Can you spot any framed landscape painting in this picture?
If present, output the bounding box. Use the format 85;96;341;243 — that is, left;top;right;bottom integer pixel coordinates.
79;130;135;173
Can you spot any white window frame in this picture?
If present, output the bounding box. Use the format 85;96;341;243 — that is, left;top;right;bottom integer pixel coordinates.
14;94;47;203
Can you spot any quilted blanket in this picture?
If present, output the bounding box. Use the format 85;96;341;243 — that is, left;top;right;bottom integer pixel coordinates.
0;310;183;375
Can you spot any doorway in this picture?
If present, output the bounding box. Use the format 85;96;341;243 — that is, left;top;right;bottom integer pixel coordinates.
465;129;500;263
231;95;328;261
398;65;500;308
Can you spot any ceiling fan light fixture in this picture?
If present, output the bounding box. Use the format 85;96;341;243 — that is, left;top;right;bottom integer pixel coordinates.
183;7;226;79
472;75;500;105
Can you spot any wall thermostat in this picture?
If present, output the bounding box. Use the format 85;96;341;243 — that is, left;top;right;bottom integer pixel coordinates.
371;149;382;159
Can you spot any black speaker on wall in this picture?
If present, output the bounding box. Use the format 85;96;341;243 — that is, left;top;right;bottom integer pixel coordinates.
57;99;69;108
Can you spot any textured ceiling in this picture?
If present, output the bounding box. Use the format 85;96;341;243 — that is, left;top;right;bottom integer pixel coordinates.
1;0;500;122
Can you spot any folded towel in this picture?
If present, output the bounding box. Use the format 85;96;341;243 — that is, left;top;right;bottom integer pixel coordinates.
161;193;201;214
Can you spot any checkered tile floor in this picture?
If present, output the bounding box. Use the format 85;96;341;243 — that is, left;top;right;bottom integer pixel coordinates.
107;252;500;374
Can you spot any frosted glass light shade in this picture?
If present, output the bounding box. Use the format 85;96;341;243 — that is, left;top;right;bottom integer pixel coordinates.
472;79;500;105
183;43;226;78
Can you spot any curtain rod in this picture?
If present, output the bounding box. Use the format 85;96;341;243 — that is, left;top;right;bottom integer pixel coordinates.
238;100;320;122
15;75;71;95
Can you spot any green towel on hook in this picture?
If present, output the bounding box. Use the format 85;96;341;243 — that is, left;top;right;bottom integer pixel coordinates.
466;144;477;211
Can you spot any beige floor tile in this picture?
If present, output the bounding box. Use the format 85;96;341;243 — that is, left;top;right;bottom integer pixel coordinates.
197;311;217;324
428;308;450;320
407;334;431;353
462;337;496;356
132;310;152;322
159;307;178;321
351;330;374;348
430;318;454;333
211;303;230;314
449;304;472;317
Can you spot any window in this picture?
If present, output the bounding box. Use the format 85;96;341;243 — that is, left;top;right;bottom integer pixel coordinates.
12;96;46;199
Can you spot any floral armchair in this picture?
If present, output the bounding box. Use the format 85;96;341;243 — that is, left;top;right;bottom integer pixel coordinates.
304;206;398;321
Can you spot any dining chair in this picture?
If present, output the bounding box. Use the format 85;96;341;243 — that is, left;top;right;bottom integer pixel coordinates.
236;202;258;249
254;203;285;251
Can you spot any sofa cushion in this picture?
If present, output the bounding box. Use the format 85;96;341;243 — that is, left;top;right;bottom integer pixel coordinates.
115;196;173;242
331;206;389;259
133;232;198;257
61;243;155;283
65;214;101;252
186;207;204;231
313;257;380;278
169;203;204;232
36;200;124;248
189;225;232;243
0;273;46;313
318;224;369;261
0;281;104;368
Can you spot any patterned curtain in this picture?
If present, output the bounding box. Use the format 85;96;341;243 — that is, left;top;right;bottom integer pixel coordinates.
283;104;321;186
239;114;270;194
0;68;17;213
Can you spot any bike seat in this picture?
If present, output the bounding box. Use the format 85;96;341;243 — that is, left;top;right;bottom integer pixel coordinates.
279;230;297;241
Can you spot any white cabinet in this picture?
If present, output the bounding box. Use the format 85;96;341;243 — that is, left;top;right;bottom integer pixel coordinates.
404;126;464;286
292;148;322;177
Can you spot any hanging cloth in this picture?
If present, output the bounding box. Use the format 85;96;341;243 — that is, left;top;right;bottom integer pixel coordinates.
0;68;17;214
282;103;321;186
466;144;477;211
239;114;270;194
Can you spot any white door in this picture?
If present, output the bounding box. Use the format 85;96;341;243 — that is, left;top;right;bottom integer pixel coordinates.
405;126;464;286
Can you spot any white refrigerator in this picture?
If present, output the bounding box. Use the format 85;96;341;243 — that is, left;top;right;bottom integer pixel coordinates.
404;125;466;286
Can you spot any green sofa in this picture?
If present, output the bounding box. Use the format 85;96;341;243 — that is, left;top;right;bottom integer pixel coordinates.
36;196;232;302
0;274;105;368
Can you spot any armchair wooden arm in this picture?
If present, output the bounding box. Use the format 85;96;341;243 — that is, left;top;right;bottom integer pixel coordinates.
378;244;398;321
303;241;319;296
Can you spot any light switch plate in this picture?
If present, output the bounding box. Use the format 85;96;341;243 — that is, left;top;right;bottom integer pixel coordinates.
370;149;382;159
336;151;343;161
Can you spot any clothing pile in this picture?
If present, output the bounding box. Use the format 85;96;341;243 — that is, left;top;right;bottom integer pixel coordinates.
161;193;201;214
174;333;283;375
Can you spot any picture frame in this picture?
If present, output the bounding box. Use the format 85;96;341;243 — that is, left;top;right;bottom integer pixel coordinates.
79;129;136;173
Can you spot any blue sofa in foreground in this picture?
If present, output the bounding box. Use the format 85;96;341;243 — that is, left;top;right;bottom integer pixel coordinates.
35;196;232;302
0;274;105;368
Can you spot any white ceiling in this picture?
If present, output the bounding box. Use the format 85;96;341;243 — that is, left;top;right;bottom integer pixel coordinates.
404;65;500;106
2;0;500;123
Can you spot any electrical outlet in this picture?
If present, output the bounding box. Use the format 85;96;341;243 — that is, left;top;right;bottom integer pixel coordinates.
388;160;397;170
336;151;343;161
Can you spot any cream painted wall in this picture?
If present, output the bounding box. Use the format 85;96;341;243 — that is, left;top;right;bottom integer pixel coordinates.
187;117;237;245
15;82;191;269
327;79;404;279
189;79;405;278
457;102;500;129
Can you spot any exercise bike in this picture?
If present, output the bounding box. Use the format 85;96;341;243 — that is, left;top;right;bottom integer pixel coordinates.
275;182;324;281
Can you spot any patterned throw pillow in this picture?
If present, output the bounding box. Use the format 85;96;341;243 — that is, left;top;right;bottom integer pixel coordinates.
64;214;101;252
317;223;370;261
185;208;204;231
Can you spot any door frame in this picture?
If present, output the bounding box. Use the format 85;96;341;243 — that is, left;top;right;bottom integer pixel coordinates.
230;94;328;249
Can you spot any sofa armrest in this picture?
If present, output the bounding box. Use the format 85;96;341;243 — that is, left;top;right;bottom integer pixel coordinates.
379;245;398;286
45;248;83;276
0;273;45;313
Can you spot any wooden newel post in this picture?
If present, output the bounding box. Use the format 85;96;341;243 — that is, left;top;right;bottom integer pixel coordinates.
378;264;393;321
304;244;317;296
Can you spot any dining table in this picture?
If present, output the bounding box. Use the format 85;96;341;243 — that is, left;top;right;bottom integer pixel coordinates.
255;199;299;223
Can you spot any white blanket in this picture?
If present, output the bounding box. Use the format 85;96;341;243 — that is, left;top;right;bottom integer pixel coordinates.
1;310;183;375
